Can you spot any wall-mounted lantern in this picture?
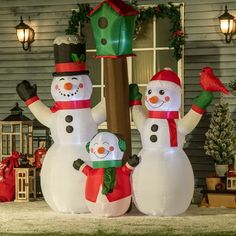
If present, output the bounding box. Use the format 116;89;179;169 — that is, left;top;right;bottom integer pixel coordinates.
15;16;35;51
219;5;235;43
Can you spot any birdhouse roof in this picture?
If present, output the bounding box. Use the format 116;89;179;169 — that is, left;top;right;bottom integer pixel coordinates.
88;0;139;17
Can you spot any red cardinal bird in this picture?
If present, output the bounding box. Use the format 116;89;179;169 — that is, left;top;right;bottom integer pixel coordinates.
199;67;229;95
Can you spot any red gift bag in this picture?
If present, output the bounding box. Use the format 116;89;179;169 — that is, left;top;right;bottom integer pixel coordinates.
34;147;46;169
0;152;20;202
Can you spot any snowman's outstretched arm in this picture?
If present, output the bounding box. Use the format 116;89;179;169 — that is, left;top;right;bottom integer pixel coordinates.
122;155;140;173
178;91;213;134
16;80;52;127
73;158;92;175
129;84;146;133
91;97;106;125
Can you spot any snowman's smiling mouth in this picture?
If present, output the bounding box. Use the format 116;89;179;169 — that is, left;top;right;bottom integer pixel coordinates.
147;100;165;108
94;151;110;159
57;88;80;97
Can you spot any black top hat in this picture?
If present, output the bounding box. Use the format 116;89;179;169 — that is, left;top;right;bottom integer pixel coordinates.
53;35;89;76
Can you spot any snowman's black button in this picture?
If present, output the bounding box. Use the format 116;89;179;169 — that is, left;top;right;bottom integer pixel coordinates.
150;135;157;142
151;124;158;132
66;125;73;133
65;115;73;123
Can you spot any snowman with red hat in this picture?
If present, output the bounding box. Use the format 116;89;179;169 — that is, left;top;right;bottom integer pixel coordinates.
16;35;106;213
129;67;228;216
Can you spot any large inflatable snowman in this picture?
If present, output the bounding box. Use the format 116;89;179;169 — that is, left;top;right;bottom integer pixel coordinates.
129;68;215;216
73;131;139;217
16;35;106;213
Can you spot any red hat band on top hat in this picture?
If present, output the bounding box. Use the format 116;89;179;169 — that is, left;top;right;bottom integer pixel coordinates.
53;35;88;76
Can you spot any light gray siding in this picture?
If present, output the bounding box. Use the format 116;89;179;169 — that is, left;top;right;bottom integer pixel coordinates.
185;1;236;187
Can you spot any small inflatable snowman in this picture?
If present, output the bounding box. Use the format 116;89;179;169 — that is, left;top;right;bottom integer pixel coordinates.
16;35;106;213
129;68;214;216
73;131;139;217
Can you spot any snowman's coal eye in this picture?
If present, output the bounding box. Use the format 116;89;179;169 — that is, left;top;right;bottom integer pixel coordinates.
159;90;165;95
72;77;78;80
148;89;152;95
59;78;65;81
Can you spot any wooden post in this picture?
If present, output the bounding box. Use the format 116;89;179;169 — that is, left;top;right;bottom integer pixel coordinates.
104;57;131;162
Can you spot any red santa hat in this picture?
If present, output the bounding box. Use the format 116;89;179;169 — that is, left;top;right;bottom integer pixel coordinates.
150;68;181;87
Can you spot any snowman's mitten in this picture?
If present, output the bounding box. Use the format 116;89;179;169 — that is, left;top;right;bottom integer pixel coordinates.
127;154;140;167
16;80;37;102
73;159;84;171
192;91;213;113
129;84;142;106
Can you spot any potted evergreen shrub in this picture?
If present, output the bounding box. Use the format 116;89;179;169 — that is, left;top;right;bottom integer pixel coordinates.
204;97;236;177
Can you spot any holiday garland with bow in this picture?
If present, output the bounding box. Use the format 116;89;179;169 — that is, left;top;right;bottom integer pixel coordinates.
65;2;184;61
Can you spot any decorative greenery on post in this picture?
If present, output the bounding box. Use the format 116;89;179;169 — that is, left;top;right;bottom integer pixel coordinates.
204;97;236;165
65;2;184;61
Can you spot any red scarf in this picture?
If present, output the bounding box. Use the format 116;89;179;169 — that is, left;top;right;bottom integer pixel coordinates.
50;100;90;113
148;111;179;147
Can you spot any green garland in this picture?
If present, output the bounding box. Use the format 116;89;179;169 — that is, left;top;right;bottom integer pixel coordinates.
65;2;184;61
65;4;92;35
133;2;184;61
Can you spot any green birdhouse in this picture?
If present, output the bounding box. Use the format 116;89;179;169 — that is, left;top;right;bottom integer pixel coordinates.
88;0;139;58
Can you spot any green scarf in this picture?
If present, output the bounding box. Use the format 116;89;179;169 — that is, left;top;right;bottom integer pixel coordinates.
102;167;116;195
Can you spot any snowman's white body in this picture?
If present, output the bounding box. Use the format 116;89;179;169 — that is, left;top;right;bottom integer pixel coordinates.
27;75;106;213
86;187;131;217
131;73;203;216
79;132;133;217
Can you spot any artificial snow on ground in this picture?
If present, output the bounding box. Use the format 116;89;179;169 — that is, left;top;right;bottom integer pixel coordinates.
0;200;236;235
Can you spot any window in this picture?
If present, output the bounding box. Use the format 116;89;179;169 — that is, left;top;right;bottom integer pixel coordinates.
85;3;184;119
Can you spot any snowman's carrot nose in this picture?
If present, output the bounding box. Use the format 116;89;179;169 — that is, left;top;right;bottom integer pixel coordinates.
149;96;158;104
64;82;73;90
97;146;105;154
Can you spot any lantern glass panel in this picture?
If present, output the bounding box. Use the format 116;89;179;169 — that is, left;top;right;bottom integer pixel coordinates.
2;134;9;155
2;124;11;133
220;19;234;34
16;28;29;43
